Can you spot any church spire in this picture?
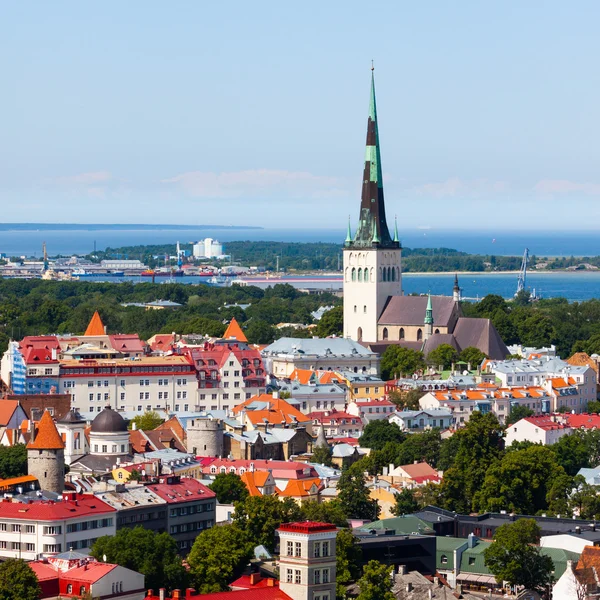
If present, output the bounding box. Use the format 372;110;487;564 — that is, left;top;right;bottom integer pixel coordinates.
345;216;352;245
348;68;399;249
424;294;433;325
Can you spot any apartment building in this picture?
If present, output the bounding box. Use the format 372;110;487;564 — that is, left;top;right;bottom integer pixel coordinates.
0;492;116;560
58;356;197;413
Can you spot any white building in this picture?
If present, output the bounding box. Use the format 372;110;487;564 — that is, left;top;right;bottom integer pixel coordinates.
0;492;116;560
347;399;396;422
276;381;347;414
262;338;380;378
388;408;453;431
504;415;572;446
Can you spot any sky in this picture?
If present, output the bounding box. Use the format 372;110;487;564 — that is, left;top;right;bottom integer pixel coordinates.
2;2;600;231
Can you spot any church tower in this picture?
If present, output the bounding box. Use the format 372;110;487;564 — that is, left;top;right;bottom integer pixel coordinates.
343;69;402;342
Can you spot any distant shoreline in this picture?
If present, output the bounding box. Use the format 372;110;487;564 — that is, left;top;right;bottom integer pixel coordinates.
0;223;263;231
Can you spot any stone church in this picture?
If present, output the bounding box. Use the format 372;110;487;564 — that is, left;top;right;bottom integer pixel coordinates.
343;71;508;360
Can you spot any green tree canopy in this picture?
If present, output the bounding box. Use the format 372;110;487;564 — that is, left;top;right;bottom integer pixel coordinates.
187;524;254;593
380;346;426;380
458;346;488;367
300;499;348;527
359;420;404;451
337;463;380;521
336;528;363;600
312;444;334;467
426;343;459;370
232;495;302;551
0;444;27;479
392;488;419;516
505;404;534;427
0;559;40;600
90;526;188;592
128;411;164;431
484;519;554;591
209;472;249;504
316;306;343;337
356;561;395;600
244;319;276;344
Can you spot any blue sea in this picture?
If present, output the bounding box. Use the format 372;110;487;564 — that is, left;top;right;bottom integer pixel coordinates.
0;226;599;258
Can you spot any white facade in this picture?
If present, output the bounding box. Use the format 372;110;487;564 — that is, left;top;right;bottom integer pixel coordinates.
343;247;401;343
388;408;453;431
89;566;145;600
504;417;571;446
540;534;592;555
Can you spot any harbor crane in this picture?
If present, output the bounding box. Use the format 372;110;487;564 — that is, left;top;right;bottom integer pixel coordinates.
516;248;529;295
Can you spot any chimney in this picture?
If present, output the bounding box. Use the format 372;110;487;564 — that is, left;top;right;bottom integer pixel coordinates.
576;526;581;534
185;590;197;599
51;347;57;360
159;589;166;600
398;564;407;575
267;579;275;587
173;591;181;600
132;422;137;431
147;592;153;598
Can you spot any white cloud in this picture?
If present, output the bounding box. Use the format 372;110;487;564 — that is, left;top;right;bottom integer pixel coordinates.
412;177;509;198
54;171;112;185
534;179;600;195
161;169;347;199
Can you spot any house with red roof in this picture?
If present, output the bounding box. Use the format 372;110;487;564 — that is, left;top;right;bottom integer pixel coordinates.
29;549;145;600
306;409;363;438
0;491;116;560
505;414;572;446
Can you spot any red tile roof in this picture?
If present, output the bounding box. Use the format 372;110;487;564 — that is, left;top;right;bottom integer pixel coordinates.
566;413;600;429
63;562;116;583
233;395;308;426
147;589;290;600
278;521;337;534
108;334;146;354
148;476;215;504
84;311;105;336
0;493;115;521
27;410;65;450
0;400;20;427
522;415;569;431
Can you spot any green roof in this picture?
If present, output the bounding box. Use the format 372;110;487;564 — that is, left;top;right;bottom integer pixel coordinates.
436;537;467;570
540;548;580;579
358;515;434;536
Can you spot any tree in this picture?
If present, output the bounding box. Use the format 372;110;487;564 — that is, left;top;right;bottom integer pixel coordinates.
569;476;600;519
473;445;567;515
244;319;276;344
337;463;379;521
440;412;504;513
187;524;254;593
316;306;343;337
359;420;404;451
459;346;488;367
0;559;40;600
426;344;459;370
336;528;363;600
90;526;188;592
380;346;426;380
233;495;302;551
587;400;600;414
356;561;395;600
0;444;27;479
392;488;419;516
312;444;334;467
209;473;249;504
552;432;591;476
484;520;554;592
388;388;423;411
437;433;460;472
505;404;534;427
476;294;509;317
300;499;348;527
128;411;164;431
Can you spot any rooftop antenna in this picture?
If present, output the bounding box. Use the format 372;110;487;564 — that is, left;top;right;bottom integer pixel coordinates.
371;59;374;71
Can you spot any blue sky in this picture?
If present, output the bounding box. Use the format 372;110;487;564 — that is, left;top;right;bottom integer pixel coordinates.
2;2;600;230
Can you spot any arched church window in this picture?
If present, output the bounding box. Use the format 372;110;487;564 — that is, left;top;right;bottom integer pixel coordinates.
391;267;395;282
388;266;392;281
370;267;374;282
382;268;387;282
396;267;400;280
383;328;388;340
417;329;423;341
435;329;440;334
357;328;363;341
351;268;356;282
399;328;405;340
345;267;349;282
357;268;362;282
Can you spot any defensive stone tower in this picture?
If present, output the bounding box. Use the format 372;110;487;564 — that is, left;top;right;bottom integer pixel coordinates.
187;417;224;457
27;410;65;494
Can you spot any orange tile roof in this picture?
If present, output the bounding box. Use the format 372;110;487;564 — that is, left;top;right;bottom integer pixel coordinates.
233;394;309;426
568;352;600;376
240;471;273;496
575;546;600;585
0;401;20;427
278;478;321;498
223;318;247;343
84;311;105;336
27;411;65;450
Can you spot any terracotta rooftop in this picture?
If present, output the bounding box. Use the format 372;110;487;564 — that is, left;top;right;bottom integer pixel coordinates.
84;311;105;336
278;521;337;534
27;410;65;450
223;318;248;343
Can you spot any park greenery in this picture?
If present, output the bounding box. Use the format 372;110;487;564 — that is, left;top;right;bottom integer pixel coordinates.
128;410;164;431
0;559;40;600
208;472;249;504
0;444;27;479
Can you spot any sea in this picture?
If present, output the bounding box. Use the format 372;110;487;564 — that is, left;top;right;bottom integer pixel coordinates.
1;225;600;301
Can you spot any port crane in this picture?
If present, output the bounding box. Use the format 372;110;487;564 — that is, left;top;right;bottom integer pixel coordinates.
176;241;183;271
516;248;529;295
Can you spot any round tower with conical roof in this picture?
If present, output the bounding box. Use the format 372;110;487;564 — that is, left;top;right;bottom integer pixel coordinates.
27;410;65;494
187;416;224;457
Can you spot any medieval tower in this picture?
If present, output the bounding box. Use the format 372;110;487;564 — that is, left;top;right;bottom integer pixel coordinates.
186;416;224;457
343;69;402;343
27;410;65;494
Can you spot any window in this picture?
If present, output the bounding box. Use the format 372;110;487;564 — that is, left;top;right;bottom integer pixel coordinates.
25;525;35;534
322;541;329;556
468;557;476;565
363;305;367;313
25;543;35;551
314;570;321;584
120;379;125;386
88;381;93;387
287;541;294;556
287;569;293;583
295;541;301;557
67;584;73;594
322;569;329;583
102;445;107;453
89;393;94;401
441;554;448;564
295;570;301;584
314;542;321;557
120;392;125;401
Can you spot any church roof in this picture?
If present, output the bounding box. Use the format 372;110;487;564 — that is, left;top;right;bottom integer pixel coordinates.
223;318;248;342
27;410;65;450
453;317;509;361
84;311;105;336
422;334;460;357
379;295;458;327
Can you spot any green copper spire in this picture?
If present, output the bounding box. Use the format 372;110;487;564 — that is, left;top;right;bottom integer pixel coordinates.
372;220;380;244
345;67;399;250
424;294;433;325
345;216;352;245
393;216;399;243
